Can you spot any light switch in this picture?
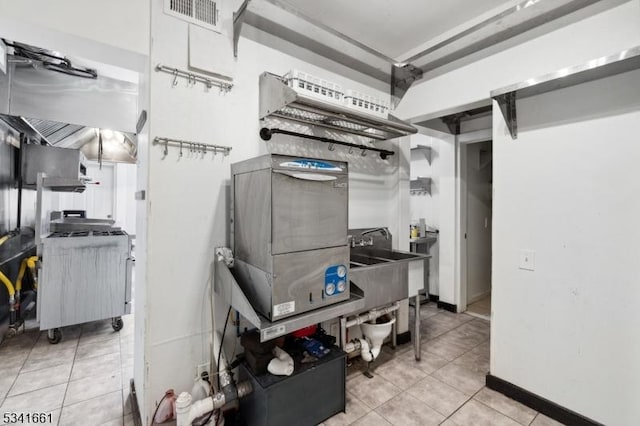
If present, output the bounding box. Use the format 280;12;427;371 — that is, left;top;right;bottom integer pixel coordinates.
519;250;535;271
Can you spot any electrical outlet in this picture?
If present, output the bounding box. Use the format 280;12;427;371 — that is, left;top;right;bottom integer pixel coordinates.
195;363;209;380
519;250;535;271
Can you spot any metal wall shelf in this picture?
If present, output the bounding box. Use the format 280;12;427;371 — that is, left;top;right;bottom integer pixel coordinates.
215;259;365;342
259;73;417;142
411;145;431;163
410;177;431;195
492;46;640;139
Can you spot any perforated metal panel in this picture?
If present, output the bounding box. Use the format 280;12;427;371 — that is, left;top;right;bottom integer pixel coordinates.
164;0;219;32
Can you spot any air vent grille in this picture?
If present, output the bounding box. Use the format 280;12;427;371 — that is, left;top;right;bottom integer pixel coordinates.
170;0;193;17
165;0;219;31
195;0;216;26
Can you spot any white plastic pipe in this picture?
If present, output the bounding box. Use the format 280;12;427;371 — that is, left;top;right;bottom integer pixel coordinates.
175;392;192;426
345;302;400;328
186;397;214;425
268;346;294;376
344;338;373;362
359;338;373;362
176;392;218;426
190;379;210;402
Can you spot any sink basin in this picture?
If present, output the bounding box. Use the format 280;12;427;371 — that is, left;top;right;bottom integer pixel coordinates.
350;253;392;266
355;248;427;262
366;249;422;261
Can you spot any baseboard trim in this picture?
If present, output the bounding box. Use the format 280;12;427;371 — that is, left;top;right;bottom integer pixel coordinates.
436;300;457;313
130;379;142;426
428;294;439;302
396;331;411;345
486;375;603;426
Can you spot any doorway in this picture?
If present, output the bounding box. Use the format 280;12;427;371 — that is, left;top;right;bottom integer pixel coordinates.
462;140;492;318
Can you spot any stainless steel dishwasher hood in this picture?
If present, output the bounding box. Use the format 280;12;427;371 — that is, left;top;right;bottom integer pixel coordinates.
231;154;350;321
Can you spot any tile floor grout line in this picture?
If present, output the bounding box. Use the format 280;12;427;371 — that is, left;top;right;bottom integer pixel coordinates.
118;322;126;426
473;394;536;425
529;412;540;425
438;385;485;425
0;328;40;409
58;327;83;426
419;311;479;342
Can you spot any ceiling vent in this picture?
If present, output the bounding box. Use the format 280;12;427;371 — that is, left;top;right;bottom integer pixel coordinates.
164;0;220;32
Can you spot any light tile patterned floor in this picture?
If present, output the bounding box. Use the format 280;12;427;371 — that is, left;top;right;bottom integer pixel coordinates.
321;303;564;426
0;315;135;426
466;294;491;318
0;302;566;426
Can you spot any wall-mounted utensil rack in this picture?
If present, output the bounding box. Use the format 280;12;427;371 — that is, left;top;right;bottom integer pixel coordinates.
491;45;640;139
260;127;395;159
410;177;431;195
155;64;233;93
153;137;232;157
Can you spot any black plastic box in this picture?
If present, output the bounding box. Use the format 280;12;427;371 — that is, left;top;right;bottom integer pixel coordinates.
238;347;346;426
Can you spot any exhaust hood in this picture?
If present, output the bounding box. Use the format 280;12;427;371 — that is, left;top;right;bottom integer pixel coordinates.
0;41;139;164
259;73;417;141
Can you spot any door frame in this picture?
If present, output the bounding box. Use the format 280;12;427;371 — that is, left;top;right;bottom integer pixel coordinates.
455;130;492;313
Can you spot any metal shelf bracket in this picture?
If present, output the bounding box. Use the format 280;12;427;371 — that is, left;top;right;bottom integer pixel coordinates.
233;0;251;58
411;145;431;164
391;63;423;109
495;91;517;139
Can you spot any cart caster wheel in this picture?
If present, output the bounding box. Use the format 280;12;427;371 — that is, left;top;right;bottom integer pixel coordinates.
47;328;62;344
112;317;123;332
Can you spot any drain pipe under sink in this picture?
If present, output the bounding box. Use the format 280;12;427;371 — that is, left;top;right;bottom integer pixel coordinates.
341;302;400;361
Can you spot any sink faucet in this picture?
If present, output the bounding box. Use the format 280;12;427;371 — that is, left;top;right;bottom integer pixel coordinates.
361;227;390;240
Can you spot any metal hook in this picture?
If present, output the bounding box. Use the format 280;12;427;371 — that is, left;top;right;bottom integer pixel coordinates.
164;140;168;156
172;70;179;87
203;145;207;155
328;143;335;151
361;149;367;157
348;147;354;154
179;142;183;157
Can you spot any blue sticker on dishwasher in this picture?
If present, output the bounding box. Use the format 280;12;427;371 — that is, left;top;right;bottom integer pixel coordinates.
280;159;343;171
325;264;348;296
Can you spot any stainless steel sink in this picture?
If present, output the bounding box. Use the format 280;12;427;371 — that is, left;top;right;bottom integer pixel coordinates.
356;248;424;262
348;249;427;313
347;228;430;314
350;253;393;266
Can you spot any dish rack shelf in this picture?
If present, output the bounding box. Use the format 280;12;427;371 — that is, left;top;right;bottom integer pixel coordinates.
259;73;416;142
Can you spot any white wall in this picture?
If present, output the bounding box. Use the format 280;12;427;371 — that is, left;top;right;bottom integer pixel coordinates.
396;0;640;121
141;0;409;422
396;2;640;423
0;0;149;71
491;69;640;426
397;0;640;310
